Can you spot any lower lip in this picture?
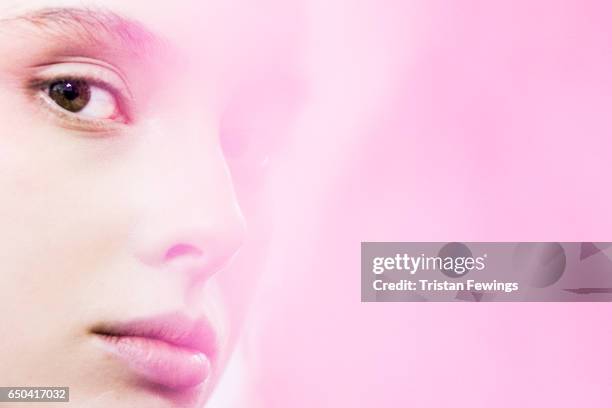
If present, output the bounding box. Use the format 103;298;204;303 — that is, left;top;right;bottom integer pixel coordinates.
96;334;211;389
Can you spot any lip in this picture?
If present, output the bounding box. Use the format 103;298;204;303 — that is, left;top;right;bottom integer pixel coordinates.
91;312;218;389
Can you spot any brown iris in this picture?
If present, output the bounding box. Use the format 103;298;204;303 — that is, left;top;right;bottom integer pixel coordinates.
48;79;91;113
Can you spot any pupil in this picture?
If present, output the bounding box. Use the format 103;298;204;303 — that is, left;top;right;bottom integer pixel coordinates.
48;80;91;113
61;83;79;101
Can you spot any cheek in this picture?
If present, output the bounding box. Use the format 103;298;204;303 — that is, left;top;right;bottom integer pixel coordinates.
0;129;132;300
0;130;132;381
210;160;274;326
211;224;271;335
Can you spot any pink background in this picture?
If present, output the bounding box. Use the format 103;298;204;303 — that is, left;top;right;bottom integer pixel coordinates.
214;0;612;406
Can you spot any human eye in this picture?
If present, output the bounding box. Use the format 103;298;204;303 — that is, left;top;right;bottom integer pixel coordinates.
25;59;133;134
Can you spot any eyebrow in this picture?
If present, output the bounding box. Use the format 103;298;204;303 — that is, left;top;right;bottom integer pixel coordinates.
0;7;168;60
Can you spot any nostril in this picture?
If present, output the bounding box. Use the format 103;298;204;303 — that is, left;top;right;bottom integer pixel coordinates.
164;243;203;261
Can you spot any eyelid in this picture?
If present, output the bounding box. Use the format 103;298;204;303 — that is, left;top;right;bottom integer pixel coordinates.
23;59;136;134
30;57;133;98
27;58;134;119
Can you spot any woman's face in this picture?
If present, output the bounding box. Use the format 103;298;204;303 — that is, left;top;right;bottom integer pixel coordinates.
0;0;292;406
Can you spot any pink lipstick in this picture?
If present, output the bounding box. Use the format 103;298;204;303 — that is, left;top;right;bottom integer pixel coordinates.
91;312;217;389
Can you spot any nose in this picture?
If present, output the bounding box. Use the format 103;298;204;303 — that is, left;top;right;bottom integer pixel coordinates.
136;207;246;278
129;120;246;282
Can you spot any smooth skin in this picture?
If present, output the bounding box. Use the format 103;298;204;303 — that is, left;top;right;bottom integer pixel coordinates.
0;0;295;406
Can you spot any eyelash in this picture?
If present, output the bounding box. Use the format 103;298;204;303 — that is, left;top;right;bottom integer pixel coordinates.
26;75;132;133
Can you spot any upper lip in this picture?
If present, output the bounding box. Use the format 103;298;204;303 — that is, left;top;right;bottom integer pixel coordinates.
91;311;218;357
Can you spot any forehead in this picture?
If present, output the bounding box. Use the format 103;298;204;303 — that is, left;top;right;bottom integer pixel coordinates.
0;0;303;94
1;0;256;34
0;0;298;64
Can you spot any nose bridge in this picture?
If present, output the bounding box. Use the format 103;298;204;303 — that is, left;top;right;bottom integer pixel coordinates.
130;116;246;276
